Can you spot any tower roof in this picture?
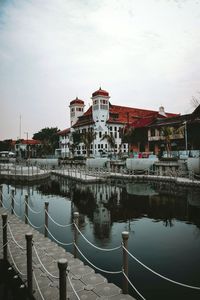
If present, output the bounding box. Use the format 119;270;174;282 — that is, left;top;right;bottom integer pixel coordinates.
70;97;84;105
92;87;109;97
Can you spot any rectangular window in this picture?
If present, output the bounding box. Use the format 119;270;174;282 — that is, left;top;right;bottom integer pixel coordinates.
101;144;103;148
151;128;155;136
114;132;117;138
100;104;108;110
110;126;112;131
93;105;99;110
99;132;102;138
114;127;117;131
100;99;107;104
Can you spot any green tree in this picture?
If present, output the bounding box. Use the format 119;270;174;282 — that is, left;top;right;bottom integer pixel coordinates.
121;126;135;154
81;131;96;157
0;139;12;152
68;131;82;157
101;133;115;154
160;126;174;157
33;127;59;156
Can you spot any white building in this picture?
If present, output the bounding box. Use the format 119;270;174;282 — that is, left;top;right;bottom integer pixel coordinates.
57;88;176;158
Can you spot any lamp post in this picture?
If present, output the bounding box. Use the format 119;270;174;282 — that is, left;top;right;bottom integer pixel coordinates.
183;121;188;154
24;132;29;159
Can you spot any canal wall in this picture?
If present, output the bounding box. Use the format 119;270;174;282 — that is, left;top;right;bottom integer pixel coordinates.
0;164;200;188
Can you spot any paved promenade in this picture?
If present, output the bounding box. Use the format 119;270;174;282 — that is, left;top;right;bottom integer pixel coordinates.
0;207;136;300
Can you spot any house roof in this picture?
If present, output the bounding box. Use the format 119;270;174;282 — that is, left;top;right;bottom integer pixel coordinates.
73;106;94;128
72;104;178;128
92;87;109;97
70;97;84;106
149;114;190;128
58;128;71;136
12;139;41;145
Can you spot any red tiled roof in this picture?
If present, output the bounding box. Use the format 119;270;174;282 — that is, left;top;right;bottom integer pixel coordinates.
92;88;109;97
58;128;70;136
12;139;41;145
70;97;84;105
73;103;178;129
73;106;94;128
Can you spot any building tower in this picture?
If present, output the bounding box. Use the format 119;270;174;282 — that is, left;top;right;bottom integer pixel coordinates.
91;87;110;124
91;88;110;155
69;97;85;126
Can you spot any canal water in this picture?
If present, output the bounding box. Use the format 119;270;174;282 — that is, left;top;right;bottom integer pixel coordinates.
1;176;200;300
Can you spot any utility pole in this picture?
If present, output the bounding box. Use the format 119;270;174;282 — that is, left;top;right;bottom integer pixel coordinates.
24;132;29;159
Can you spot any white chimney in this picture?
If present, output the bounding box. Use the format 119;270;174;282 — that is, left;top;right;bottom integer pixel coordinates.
159;106;166;117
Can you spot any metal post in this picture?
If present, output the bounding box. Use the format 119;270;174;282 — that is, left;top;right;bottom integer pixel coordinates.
25;233;33;296
0;185;3;206
122;231;129;294
2;213;8;260
73;212;79;258
25;194;28;224
44;202;49;237
184;121;188;155
58;258;68;300
11;189;15;215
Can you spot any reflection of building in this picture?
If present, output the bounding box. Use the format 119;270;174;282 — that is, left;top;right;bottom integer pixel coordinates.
187;190;200;208
58;88;177;157
93;205;111;239
126;183;158;197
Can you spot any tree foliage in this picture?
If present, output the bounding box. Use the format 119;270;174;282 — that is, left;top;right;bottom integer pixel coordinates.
81;131;96;157
33;127;59;156
68;131;82;157
0;139;12;152
160;126;173;156
101;133;115;152
121;126;135;153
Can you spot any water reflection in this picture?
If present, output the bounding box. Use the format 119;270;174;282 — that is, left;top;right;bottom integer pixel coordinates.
35;177;200;235
1;178;200;300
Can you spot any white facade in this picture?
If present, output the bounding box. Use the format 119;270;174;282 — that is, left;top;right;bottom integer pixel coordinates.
58;89;129;158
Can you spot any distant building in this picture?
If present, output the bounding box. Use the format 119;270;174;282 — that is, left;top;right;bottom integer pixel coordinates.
57;88;178;158
12;139;41;158
148;104;200;153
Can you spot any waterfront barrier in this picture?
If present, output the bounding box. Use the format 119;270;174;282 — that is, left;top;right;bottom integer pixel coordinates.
0;162;199;189
1;187;200;300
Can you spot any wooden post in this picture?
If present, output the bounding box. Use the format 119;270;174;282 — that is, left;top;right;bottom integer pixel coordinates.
73;212;79;258
11;189;15;215
58;258;68;300
0;185;3;207
122;231;129;294
2;213;8;260
25;233;33;296
25;195;28;224
44;202;49;237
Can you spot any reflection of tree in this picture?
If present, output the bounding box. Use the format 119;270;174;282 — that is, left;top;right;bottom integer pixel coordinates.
72;187;97;220
93;205;111;239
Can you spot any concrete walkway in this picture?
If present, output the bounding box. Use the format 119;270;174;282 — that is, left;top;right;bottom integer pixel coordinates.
0;207;136;300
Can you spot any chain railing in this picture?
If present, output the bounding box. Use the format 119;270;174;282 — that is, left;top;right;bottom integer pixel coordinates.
1;184;200;299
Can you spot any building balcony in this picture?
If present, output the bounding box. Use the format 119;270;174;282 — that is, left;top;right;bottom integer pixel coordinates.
148;133;184;142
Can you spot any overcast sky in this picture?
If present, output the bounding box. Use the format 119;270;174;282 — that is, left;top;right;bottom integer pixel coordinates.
0;0;200;140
